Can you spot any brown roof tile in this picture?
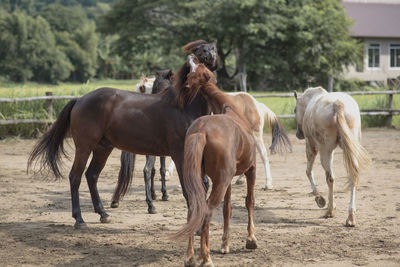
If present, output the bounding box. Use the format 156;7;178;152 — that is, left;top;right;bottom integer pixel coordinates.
343;2;400;38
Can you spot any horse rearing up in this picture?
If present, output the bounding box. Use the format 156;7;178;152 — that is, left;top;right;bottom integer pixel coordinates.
294;87;370;226
172;55;258;267
28;40;218;229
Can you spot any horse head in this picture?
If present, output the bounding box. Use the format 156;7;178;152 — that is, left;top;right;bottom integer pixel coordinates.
183;40;218;71
174;40;219;108
135;75;155;94
152;69;173;94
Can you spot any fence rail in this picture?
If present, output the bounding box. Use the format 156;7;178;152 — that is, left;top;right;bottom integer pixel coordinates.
1;90;399;126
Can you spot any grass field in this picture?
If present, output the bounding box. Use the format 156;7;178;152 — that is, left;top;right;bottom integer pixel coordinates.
0;80;399;138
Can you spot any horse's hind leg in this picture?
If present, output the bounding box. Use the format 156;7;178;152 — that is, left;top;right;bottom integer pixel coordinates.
144;155;157;214
306;140;325;208
320;147;336;218
221;184;232;254
159;156;169;201
346;183;356;227
255;130;272;190
200;179;231;267
85;145;113;223
244;166;257;249
69;148;92;229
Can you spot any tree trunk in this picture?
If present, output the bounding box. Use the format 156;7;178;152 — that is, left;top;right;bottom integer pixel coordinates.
328;74;334;92
235;48;247;92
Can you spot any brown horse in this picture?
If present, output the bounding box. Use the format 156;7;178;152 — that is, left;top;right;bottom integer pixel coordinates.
172;55;270;267
111;69;174;213
28;40;218;229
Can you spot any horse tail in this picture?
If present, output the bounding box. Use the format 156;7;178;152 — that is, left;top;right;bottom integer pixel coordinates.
334;100;370;187
260;103;292;154
28;98;77;179
111;151;135;204
171;132;208;240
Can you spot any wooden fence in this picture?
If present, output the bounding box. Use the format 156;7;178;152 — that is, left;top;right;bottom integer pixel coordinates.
1;90;399;127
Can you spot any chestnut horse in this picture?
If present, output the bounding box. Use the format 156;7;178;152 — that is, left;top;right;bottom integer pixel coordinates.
172;55;281;267
165;91;291;189
28;40;218;229
294;87;370;226
111;69;174;213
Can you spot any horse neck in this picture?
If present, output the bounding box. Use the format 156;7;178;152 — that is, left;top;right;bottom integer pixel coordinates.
201;82;251;130
201;82;231;112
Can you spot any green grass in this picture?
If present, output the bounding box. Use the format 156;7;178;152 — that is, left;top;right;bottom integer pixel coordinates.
0;79;139;138
0;82;398;138
249;92;400;130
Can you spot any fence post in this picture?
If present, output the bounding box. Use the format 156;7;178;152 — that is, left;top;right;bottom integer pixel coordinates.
386;83;393;127
45;91;53;122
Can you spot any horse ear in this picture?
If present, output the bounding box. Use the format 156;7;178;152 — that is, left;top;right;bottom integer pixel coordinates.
294;91;298;100
167;69;173;79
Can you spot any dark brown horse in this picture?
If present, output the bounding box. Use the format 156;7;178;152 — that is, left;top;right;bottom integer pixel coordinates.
172;55;266;267
111;69;174;213
28;40;218;229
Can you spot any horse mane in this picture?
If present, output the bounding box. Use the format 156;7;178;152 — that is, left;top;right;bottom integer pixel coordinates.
182;40;208;53
173;62;192;108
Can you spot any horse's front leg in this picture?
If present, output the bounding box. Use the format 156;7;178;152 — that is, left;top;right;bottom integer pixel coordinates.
244;166;257;249
69;149;92;229
159;156;169;201
144;155;157;214
306;140;326;208
221;184;232;254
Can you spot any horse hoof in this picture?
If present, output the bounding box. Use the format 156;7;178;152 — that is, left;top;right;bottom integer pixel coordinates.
220;245;230;254
162;195;169;201
263;184;273;190
324;211;334;218
100;216;111;223
151;194;157;201
184;258;196;267
200;259;214;267
148;208;157;214
315;195;326;208
235;179;244;185
346;213;356;227
110;201;119;208
74;222;87;230
246;238;258;249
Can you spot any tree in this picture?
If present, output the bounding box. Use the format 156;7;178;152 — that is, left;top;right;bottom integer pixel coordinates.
0;11;72;82
101;0;362;91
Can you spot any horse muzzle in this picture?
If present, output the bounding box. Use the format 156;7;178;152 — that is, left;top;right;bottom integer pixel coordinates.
296;129;305;140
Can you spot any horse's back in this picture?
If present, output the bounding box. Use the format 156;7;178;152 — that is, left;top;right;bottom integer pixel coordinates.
227;92;260;132
304;92;361;141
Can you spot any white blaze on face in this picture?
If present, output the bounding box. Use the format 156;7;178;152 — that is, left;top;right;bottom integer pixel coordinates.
188;55;198;73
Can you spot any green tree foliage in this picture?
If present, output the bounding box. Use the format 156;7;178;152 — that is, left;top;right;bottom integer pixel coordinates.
0;2;102;83
40;4;98;82
101;0;362;91
0;10;72;82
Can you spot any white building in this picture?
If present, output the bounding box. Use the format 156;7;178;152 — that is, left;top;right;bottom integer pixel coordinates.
343;0;400;84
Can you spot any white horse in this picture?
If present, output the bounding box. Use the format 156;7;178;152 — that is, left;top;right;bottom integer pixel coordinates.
134;75;155;94
166;91;291;190
294;87;370;226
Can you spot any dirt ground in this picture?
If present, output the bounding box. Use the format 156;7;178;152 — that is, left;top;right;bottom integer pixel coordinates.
0;128;399;266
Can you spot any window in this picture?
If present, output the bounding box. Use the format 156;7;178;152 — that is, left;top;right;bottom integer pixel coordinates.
367;43;380;68
390;44;400;68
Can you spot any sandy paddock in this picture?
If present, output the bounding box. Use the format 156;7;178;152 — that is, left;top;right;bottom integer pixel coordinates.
0;128;399;266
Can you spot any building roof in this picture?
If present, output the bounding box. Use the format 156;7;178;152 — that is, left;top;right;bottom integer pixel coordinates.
343;2;400;38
